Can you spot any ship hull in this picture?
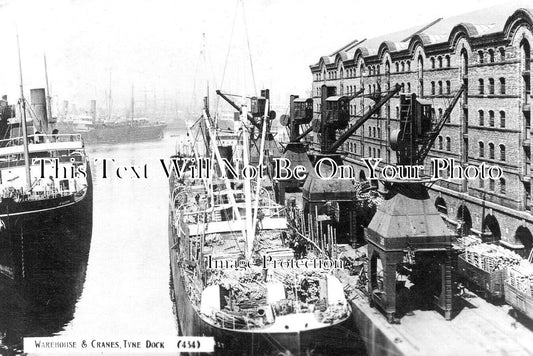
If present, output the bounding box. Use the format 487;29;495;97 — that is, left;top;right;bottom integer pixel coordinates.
0;167;93;282
168;220;364;355
57;123;165;144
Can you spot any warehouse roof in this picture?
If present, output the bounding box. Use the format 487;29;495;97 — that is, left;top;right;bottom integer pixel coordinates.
311;2;533;69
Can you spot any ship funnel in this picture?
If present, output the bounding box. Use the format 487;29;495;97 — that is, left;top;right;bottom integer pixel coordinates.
30;88;48;132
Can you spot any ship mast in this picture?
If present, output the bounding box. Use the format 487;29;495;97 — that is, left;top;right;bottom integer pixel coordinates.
43;54;52;133
131;84;134;126
16;33;31;191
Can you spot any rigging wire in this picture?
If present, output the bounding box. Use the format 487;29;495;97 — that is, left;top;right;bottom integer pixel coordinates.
240;0;257;96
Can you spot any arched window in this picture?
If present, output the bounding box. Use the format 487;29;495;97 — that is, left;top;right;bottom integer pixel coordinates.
407;82;411;92
438;136;443;150
377;149;381;157
406;61;411;71
401;62;405;72
372;127;376;137
479;142;484;157
368;127;372;136
438;56;443;68
438;108;443;118
488;78;495;94
489;142;495;159
479;79;484;94
446;80;451;94
445;55;451;67
377;127;381;138
499;78;506;94
395;62;399;72
446;137;451;151
489;179;495;191
488;49;495;63
431;57;435;69
500;144;506;161
500;111;505;128
500;178;506;194
489;110;495;126
499;48;505;61
478;110;484;126
438;81;443;95
478;50;484;64
396;106;399;119
431;81;436;95
401;83;405;92
368;147;371;157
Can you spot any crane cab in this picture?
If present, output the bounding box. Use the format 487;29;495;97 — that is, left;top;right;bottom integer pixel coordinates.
293;98;313;124
325;96;350;129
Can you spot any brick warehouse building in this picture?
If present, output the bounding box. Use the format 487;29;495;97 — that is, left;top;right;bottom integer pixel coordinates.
308;4;533;257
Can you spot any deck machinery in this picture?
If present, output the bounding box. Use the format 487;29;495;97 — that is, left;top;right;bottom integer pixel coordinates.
277;95;314;203
366;86;464;323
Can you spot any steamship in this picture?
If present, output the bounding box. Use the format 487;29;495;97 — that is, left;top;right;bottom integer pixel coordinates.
0;88;93;283
57;117;166;145
168;96;359;355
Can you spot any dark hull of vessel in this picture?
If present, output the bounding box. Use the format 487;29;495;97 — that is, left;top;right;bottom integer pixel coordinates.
168;225;365;356
0;167;93;282
57;123;166;144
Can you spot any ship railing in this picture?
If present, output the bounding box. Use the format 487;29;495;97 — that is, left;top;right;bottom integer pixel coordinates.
0;133;83;147
1;184;87;202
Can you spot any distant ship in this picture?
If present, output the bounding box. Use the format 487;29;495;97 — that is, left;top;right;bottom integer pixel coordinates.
56;117;166;145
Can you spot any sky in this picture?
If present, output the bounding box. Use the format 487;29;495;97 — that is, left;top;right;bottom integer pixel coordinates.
0;0;522;120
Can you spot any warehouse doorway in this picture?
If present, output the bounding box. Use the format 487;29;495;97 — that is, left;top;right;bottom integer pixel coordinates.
482;214;501;243
515;226;533;259
457;205;472;236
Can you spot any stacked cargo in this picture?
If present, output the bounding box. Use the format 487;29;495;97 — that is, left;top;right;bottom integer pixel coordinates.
464;243;521;272
507;261;533;297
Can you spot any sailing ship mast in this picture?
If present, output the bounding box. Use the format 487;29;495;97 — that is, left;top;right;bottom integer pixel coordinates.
131;85;134;126
43;54;52;133
16;33;31;191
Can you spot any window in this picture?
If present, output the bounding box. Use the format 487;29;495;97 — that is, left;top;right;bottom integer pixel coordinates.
445;55;451;67
401;83;405;92
406;61;411;71
369;127;372;136
479;79;484;94
479;177;484;188
479;110;484;126
489;110;495;127
395;62;399;72
378;127;381;138
401;62;405;72
489;142;495;159
431;81;436;95
446;81;451;94
478;50;484;64
500;111;505;128
489;179;495;191
500;144;506;161
446;137;451;151
438;56;443;68
377;149;381;157
500;178;506;194
479;142;484;157
499;78;506;94
489;49;495;63
368;147;371;156
488;78;494;94
438;136;443;150
499;48;505;61
438;81;443;95
431;57;435;69
407;82;411;92
396;106;399;119
372;127;376;137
